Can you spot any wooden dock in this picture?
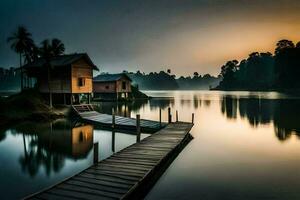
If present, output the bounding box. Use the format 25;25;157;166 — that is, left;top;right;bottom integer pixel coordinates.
72;104;167;133
26;122;193;200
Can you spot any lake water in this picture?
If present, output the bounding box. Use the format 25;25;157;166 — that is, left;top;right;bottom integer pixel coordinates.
1;91;300;199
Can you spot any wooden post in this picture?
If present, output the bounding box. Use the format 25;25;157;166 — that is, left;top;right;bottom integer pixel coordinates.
176;110;178;122
88;93;91;104
168;107;171;123
136;114;141;142
63;93;66;105
192;113;194;124
93;142;99;164
112;108;115;129
159;108;162;127
49;93;53;108
70;94;73;105
112;130;115;152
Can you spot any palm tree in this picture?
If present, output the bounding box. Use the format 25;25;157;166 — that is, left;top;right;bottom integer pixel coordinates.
39;39;65;108
51;38;65;56
40;40;54;108
24;43;40;64
7;26;34;90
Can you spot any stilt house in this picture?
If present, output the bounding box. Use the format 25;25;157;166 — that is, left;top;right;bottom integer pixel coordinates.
93;73;132;100
23;53;98;105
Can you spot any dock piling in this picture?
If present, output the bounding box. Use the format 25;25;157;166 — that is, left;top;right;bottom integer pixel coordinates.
93;142;99;164
192;113;194;124
136;114;141;142
159;108;162;127
112;108;115;129
168;107;171;123
176;110;178;122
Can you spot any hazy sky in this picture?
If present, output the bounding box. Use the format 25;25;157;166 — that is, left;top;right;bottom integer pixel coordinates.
1;0;300;76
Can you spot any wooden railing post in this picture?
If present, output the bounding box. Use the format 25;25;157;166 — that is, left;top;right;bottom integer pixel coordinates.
159;108;162;127
112;108;115;129
168;107;171;123
176;110;178;122
93;142;99;165
136;114;141;142
192;113;194;124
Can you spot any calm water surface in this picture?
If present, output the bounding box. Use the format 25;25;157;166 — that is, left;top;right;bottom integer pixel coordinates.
1;91;300;199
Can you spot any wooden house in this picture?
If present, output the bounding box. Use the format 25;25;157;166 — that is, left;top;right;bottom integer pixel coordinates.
93;73;132;100
23;53;98;105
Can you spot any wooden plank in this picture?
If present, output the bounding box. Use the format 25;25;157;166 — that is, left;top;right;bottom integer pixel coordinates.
73;176;132;189
57;184;122;199
78;173;135;186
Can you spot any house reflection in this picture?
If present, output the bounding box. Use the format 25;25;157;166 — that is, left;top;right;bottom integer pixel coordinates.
13;120;93;177
220;96;300;141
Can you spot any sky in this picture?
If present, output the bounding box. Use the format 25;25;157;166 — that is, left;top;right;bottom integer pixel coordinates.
0;0;300;76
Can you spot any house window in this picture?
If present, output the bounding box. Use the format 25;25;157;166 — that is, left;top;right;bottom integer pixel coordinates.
105;85;109;90
122;81;126;90
78;78;85;87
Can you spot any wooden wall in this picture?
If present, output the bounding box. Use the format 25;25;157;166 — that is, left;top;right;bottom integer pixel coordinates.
116;77;132;93
93;81;116;93
38;68;71;93
71;58;93;94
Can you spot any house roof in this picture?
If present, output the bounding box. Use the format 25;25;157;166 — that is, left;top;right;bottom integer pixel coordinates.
93;73;132;82
23;53;99;70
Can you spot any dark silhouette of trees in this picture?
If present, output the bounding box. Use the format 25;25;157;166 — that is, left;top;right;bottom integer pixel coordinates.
39;39;65;107
124;70;220;90
274;40;300;89
215;39;300;91
7;26;34;90
51;38;65;56
275;39;295;55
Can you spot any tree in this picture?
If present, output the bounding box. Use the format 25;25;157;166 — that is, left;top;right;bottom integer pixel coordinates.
193;72;199;77
51;38;65;56
39;38;65;107
167;69;171;74
40;40;54;107
275;39;295;55
296;42;300;48
24;43;40;63
7;26;34;90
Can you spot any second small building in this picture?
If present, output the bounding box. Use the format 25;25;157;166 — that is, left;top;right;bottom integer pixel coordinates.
93;73;132;100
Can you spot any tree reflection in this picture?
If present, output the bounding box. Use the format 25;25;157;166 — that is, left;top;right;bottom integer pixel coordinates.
11;120;93;177
220;96;300;141
221;96;238;119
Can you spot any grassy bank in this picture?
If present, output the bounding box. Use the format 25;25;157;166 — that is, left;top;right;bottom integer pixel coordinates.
0;90;68;126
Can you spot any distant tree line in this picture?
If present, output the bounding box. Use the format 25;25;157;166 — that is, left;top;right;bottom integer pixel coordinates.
215;39;300;91
122;70;221;90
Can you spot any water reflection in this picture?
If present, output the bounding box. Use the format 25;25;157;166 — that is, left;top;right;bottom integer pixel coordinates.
11;120;93;177
94;99;149;117
220;96;300;141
